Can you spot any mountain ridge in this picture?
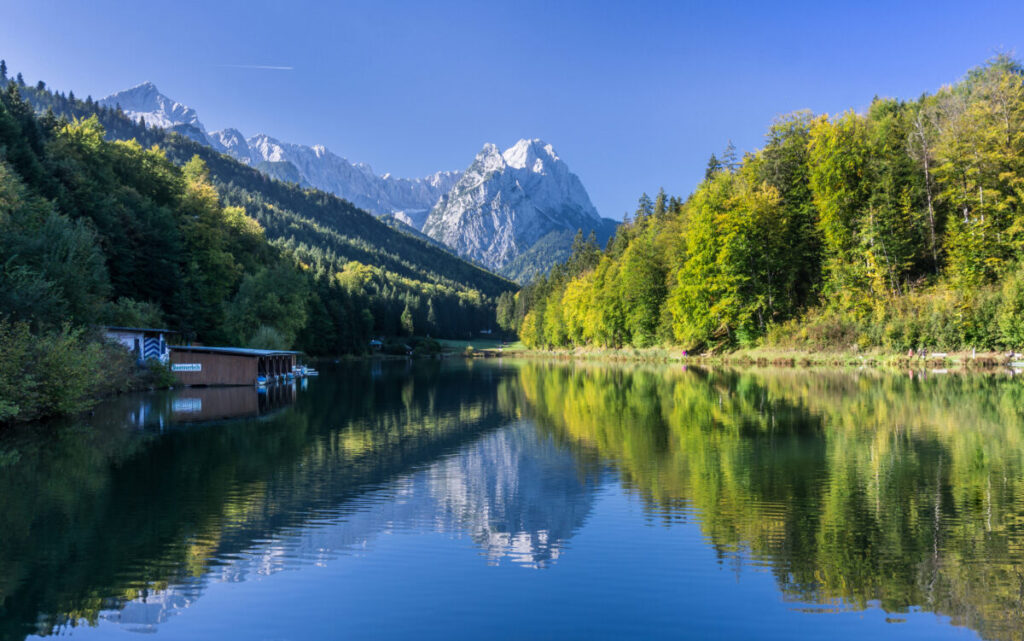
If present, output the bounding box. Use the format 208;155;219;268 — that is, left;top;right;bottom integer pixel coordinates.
100;83;615;281
100;83;461;216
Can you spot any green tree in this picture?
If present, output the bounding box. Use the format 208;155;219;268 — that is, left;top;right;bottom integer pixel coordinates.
427;298;438;334
667;169;785;347
225;263;310;348
496;291;516;332
860;98;928;298
807;111;872;308
617;228;666;347
635;192;654;223
654;188;668;217
401;303;415;336
704;153;723;181
721;139;738;170
754;111;820;311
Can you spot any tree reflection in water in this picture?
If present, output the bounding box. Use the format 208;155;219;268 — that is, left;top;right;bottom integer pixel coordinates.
519;363;1024;641
2;361;1024;640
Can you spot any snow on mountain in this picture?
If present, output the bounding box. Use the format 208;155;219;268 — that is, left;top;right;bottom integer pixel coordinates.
100;82;205;131
100;83;458;216
238;135;460;215
207;128;250;158
422;139;607;273
99;84;611;279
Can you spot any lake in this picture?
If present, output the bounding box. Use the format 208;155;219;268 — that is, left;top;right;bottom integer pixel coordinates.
1;359;1022;640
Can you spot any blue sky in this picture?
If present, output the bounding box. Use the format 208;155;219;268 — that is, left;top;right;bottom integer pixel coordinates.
4;0;1024;218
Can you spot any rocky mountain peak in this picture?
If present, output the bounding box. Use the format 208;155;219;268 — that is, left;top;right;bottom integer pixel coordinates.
422;139;608;277
502;138;557;170
100;82;204;131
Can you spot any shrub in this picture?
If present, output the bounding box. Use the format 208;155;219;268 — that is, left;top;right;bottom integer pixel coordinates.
412;337;441;356
0;320;109;423
135;358;178;390
381;338;411;355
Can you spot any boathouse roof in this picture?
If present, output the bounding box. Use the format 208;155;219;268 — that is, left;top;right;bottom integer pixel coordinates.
169;345;303;357
102;325;175;334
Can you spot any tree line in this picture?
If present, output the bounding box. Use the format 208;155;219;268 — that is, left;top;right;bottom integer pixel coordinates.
510;56;1024;353
0;64;515;422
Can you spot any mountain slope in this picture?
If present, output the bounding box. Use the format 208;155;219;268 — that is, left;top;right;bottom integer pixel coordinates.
18;81;516;350
97;83;613;281
423;139;618;277
100;83;460;216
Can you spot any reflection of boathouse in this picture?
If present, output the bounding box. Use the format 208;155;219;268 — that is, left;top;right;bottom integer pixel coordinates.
92;380;301;430
169;346;300;386
170;384;297;423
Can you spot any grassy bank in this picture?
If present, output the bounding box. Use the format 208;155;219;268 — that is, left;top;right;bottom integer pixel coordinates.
436;338;524;355
510;345;1018;371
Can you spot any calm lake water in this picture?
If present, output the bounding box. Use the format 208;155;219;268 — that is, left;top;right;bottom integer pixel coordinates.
2;359;1023;640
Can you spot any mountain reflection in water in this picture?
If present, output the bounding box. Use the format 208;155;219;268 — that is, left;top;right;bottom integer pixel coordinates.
1;360;1023;640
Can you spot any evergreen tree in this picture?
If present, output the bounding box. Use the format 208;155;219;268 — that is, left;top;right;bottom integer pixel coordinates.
721;140;738;170
704;153;723;180
401;303;414;336
635;192;654;222
496;291;516;332
654;188;667;217
427;298;437;333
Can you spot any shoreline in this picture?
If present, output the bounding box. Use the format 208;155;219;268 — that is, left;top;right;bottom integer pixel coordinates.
497;346;1019;372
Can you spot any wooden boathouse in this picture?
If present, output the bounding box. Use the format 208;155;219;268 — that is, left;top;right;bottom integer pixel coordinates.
169;346;300;386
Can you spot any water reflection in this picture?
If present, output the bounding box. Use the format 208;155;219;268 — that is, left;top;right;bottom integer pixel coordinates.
2;361;1024;640
519;363;1024;641
80;420;597;632
0;361;592;640
87;381;299;431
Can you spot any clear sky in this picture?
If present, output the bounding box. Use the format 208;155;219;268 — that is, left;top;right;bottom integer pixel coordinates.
4;0;1024;219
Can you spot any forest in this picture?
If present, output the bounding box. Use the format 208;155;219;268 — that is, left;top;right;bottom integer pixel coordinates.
508;56;1024;353
0;64;514;422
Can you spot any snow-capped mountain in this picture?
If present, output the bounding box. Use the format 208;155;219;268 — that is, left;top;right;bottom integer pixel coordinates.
100;83;459;216
206;127;251;159
232;133;461;216
100;81;204;131
100;84;613;279
423;139;614;273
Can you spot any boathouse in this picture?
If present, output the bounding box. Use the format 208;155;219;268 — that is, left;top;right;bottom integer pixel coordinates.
169;346;300;386
103;326;174;364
